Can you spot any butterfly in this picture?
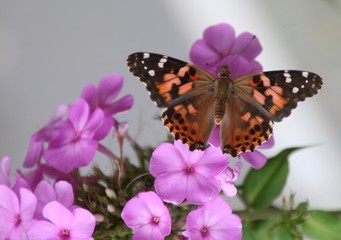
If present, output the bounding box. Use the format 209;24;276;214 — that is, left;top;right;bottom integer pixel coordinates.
127;52;323;157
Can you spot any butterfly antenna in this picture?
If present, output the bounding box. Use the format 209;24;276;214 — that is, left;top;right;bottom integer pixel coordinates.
229;35;256;68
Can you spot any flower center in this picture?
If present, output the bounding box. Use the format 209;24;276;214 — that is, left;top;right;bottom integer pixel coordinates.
14;214;21;227
60;229;71;239
201;226;208;236
152;216;160;224
186;165;194;173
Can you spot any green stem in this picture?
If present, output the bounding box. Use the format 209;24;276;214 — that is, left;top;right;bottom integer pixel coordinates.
235;208;283;222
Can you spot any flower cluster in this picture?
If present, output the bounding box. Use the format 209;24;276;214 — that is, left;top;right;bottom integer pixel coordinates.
0;23;277;239
0;75;133;239
0;157;95;239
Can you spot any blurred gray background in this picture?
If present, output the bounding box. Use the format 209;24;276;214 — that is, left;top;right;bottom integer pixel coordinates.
1;0;340;210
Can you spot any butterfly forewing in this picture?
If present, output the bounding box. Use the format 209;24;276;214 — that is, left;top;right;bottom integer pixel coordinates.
127;52;217;150
234;70;323;122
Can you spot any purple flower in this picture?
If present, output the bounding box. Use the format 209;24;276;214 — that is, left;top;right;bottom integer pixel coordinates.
0;156;11;186
34;180;75;219
218;161;242;197
121;191;171;240
190;23;263;79
14;166;44;192
183;197;242;240
0;185;37;239
81;74;133;141
43;98;104;173
24;104;68;168
149;141;228;205
81;74;134;117
28;201;96;240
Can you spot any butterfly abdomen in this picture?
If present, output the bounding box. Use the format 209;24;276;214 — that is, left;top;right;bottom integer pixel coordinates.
214;66;233;124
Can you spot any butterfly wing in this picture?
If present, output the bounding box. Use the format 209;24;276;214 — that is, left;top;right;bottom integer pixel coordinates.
127;52;217;150
220;96;273;157
221;70;322;156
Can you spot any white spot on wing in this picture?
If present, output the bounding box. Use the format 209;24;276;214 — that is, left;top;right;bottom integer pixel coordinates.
284;73;291;78
143;53;150;59
284;72;292;83
292;87;299;93
144;66;147;70
148;70;155;76
302;71;309;78
158;57;167;68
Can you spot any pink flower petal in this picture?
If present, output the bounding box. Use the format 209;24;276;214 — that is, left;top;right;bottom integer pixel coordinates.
69;208;96;238
24;134;44;168
43;201;73;227
0;156;11;186
189;39;222;68
98;74;124;105
195;147;228;176
81;84;97;107
28;221;59;240
68;99;90;132
203;23;236;55
44;138;97;173
154;172;187;205
93;117;113;141
0;185;19;212
231;32;262;60
259;135;275;149
186;173;222;204
150;142;187;176
82;108;104;137
55;181;74;208
19;188;37;221
106;94;134;116
241;150;268;169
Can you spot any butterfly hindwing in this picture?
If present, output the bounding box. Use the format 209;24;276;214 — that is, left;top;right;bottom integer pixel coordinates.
127;52;217;150
220;96;273;157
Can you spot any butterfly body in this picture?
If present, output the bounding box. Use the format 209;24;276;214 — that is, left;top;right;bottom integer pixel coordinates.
127;52;323;157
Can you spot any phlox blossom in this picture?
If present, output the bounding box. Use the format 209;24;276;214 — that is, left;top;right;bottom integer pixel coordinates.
190;22;262;79
121;191;171;240
183;197;242;240
34;180;75;219
28;201;96;240
150;141;228;205
0;185;37;240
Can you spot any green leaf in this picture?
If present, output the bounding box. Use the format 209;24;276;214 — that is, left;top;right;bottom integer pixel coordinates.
271;225;297;240
242;147;301;210
242;225;257;240
301;211;341;240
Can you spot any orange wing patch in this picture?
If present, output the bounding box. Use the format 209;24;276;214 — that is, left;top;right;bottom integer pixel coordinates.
162;103;207;150
222;112;273;157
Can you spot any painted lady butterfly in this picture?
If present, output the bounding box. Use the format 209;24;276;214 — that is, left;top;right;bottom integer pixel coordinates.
127;52;323;157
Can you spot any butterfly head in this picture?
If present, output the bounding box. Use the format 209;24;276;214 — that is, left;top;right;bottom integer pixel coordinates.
218;65;231;79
